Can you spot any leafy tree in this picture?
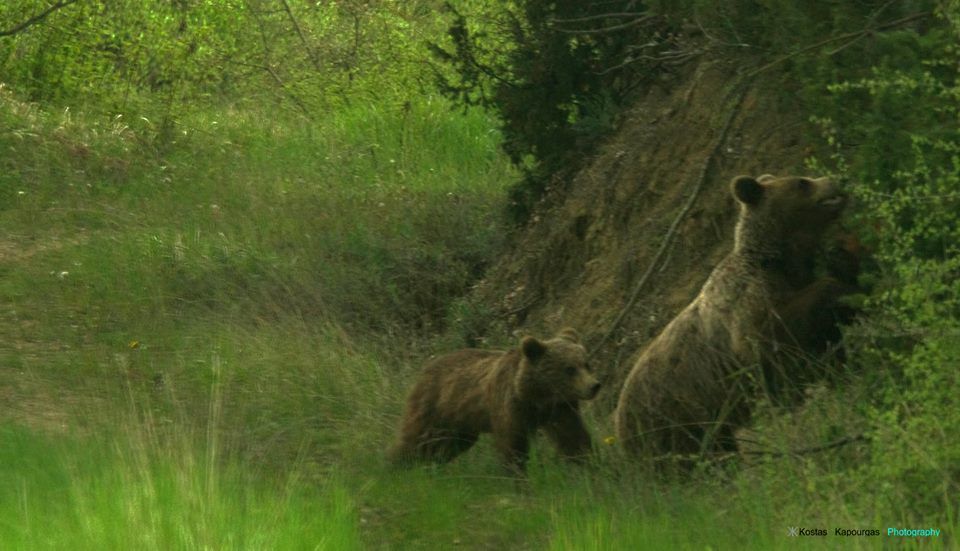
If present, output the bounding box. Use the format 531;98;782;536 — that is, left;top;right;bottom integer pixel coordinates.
430;1;682;221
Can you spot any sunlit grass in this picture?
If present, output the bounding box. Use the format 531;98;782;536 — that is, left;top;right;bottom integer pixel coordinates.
0;421;361;550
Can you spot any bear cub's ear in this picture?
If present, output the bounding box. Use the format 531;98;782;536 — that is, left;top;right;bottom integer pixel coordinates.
557;327;581;344
521;336;547;361
732;175;764;206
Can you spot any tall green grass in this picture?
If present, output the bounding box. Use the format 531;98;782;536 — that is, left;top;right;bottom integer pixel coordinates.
0;421;360;550
1;86;513;346
0;86;514;547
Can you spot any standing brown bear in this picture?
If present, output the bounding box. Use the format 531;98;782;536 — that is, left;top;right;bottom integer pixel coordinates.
614;174;854;466
389;328;601;473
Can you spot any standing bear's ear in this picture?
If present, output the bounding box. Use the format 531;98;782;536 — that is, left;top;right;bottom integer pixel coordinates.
732;175;764;206
521;336;546;361
557;327;581;344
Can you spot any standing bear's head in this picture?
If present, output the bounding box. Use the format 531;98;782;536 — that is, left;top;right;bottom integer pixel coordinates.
731;174;848;259
515;328;601;404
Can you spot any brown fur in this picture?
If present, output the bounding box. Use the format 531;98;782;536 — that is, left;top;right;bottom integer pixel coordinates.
614;174;852;466
389;328;600;473
763;231;862;402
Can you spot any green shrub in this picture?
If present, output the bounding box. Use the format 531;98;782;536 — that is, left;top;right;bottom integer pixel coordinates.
813;2;960;518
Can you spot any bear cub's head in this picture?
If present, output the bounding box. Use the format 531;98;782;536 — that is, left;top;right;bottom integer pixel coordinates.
516;328;601;403
731;174;847;252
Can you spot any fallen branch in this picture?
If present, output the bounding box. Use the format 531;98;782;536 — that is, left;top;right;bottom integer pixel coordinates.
739;432;867;458
592;81;748;355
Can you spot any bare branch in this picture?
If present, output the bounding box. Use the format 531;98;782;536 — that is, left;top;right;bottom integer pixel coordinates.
279;0;323;73
595;49;702;76
747;11;933;78
592;83;748;355
244;0;313;119
0;0;79;38
550;12;647;25
555;14;657;35
262;64;312;119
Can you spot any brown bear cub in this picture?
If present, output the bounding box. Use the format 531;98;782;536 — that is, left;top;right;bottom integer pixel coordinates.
614;174;853;467
389;328;601;473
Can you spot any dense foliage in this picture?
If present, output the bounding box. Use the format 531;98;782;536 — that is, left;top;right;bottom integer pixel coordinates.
0;1;447;130
430;1;682;219
432;0;945;219
815;4;960;514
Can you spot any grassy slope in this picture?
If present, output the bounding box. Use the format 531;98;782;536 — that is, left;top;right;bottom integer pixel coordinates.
1;87;955;550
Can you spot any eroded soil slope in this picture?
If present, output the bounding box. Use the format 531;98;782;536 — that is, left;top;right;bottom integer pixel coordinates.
472;58;815;411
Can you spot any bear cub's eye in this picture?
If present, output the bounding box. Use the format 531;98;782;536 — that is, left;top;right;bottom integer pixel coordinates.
565;366;577;376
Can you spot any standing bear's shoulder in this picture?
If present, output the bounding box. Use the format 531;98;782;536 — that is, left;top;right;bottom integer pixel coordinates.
614;173;852;467
729;174;847;284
